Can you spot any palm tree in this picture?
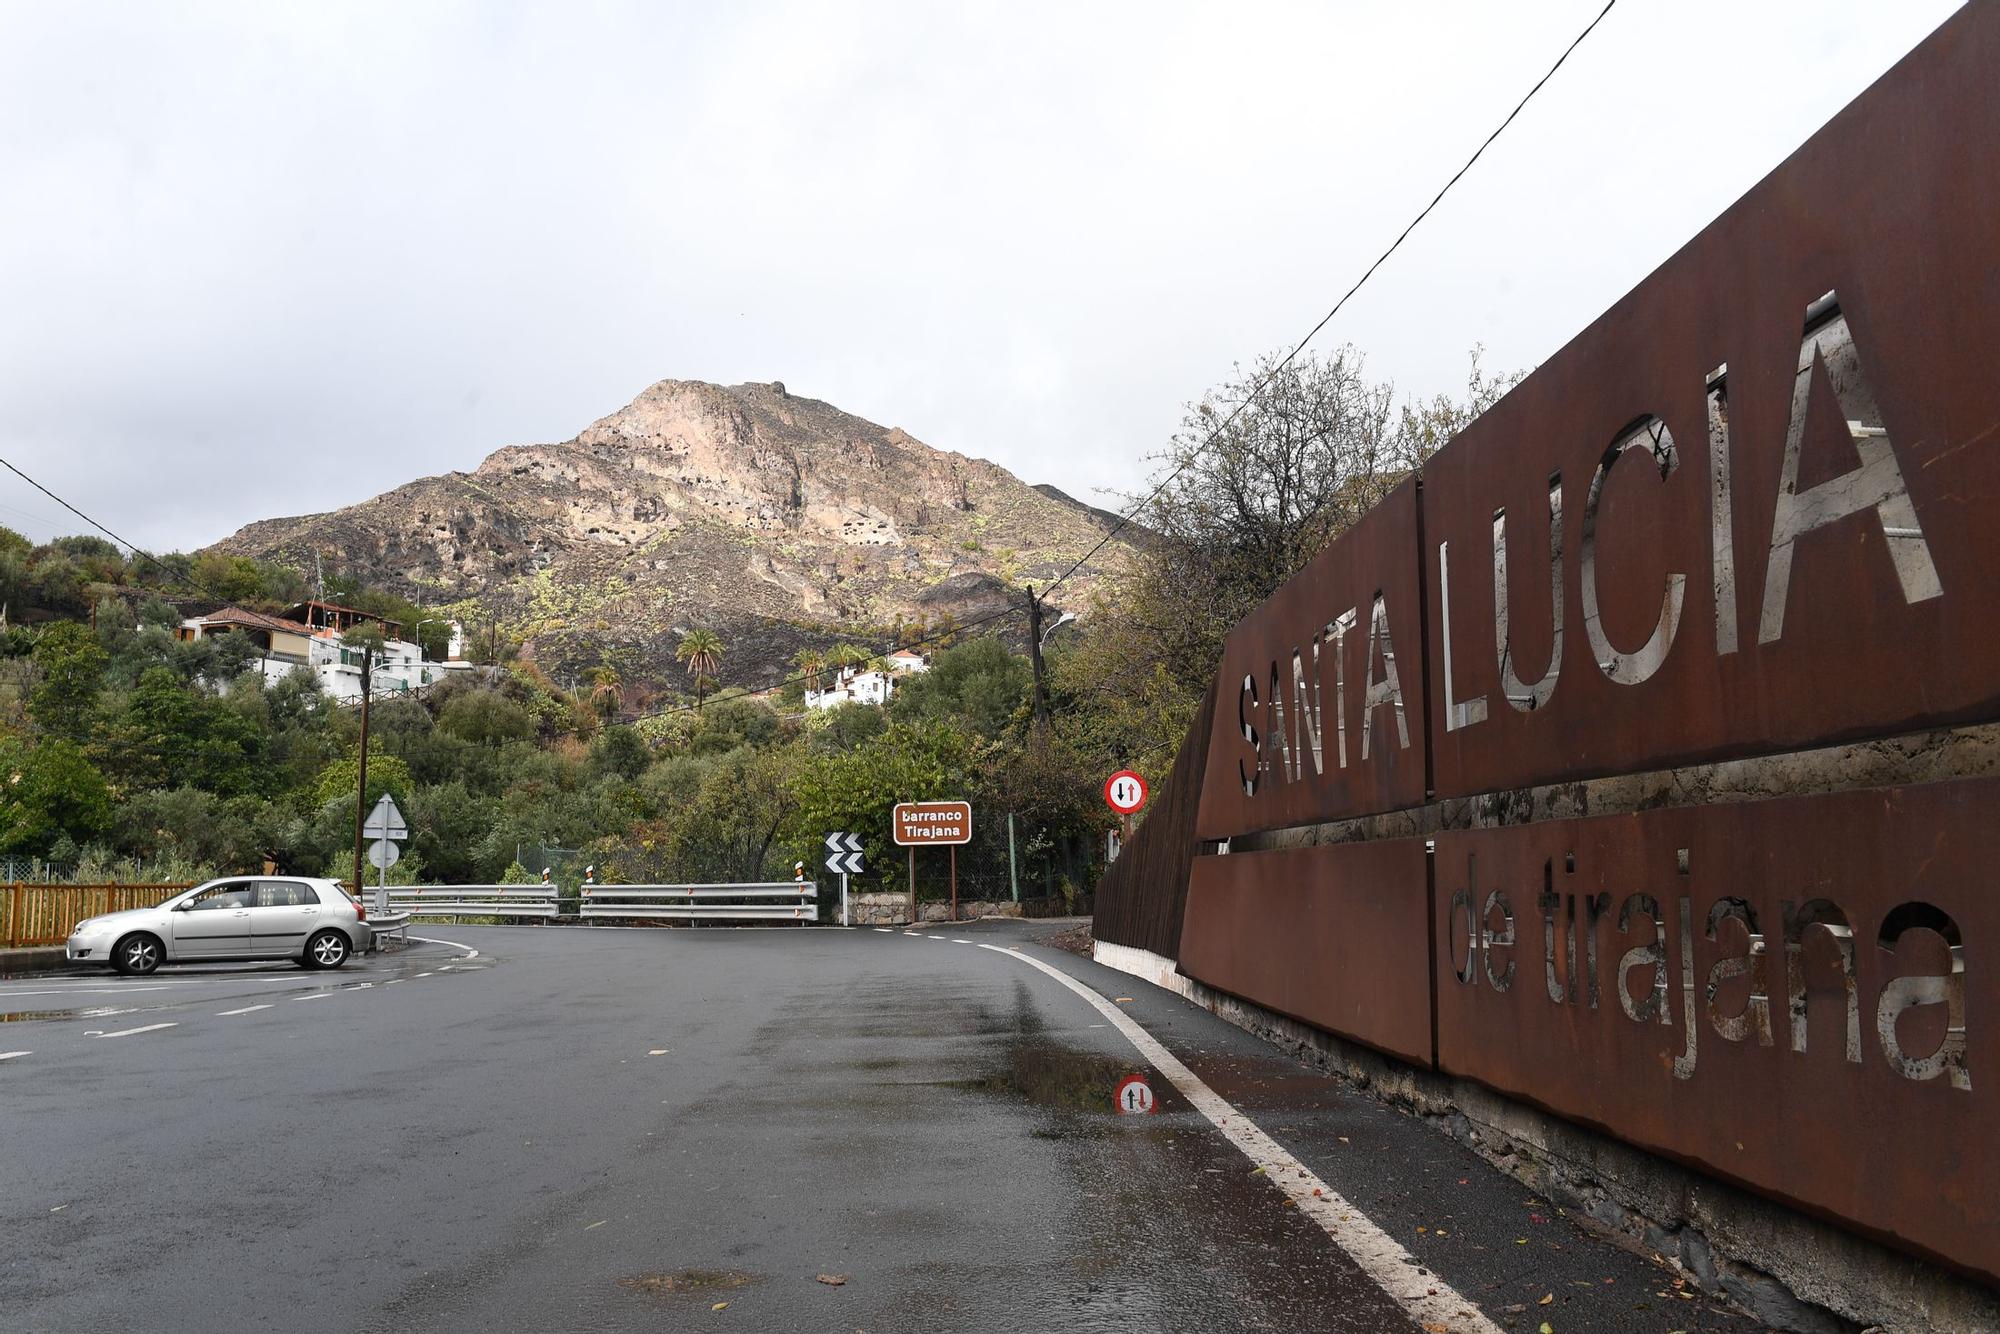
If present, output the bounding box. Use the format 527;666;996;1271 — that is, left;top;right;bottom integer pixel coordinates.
676;629;724;711
793;648;827;695
827;642;870;681
586;665;623;722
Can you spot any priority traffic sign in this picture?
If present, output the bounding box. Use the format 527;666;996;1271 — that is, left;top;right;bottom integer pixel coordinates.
362;793;408;841
1104;770;1148;816
1115;1073;1156;1114
823;832;865;876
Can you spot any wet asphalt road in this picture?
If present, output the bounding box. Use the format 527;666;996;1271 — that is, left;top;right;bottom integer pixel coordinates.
0;922;1763;1333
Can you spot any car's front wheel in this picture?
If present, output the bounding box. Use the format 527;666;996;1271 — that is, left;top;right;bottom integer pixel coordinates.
303;929;350;971
112;933;163;976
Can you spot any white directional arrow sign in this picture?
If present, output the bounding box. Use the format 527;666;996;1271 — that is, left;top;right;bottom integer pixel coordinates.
823;832;865;876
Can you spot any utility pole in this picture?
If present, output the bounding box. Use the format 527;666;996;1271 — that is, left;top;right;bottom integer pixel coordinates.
349;648;373;900
1026;584;1049;730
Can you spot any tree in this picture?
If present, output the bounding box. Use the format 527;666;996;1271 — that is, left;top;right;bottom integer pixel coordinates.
783;720;975;885
676;629;724;711
793;648;828;695
1061;346;1517;774
586;665;623;723
889;638;1030;739
588;725;651;782
436;688;535;748
94;667;263;797
28;621;107;741
0;736;113;853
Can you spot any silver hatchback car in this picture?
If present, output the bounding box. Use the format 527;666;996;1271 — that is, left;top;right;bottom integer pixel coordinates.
66;877;373;975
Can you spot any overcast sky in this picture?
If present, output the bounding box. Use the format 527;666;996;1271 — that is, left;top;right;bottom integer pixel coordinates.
0;0;1964;554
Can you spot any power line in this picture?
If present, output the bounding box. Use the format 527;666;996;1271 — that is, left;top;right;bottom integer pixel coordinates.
1036;0;1619;604
3;3;1618;706
0;453;252;607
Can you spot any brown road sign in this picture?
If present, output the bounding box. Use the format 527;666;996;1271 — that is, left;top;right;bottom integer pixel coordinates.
892;801;971;846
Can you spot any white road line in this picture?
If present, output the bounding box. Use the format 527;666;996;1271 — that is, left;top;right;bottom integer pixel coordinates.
407;934;480;959
0;986;176;998
0;1050;29;1061
216;1005;273;1017
873;928;892;933
978;943;1505;1334
414;972;433;978
92;1022;178;1039
293;993;330;1001
952;938;973;944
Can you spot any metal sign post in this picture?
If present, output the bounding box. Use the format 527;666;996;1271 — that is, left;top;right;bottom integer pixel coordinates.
892;801;972;924
361;794;408;914
823;833;864;926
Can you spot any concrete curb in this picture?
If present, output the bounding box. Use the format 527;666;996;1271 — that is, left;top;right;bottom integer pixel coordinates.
0;946;70;975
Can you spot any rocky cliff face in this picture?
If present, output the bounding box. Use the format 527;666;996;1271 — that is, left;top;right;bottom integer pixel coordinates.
210;379;1132;687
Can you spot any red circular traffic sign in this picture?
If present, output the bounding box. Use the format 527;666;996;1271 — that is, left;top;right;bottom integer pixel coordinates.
1104;769;1148;815
1115;1073;1156;1114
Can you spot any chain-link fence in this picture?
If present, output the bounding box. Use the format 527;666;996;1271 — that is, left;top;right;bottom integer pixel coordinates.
0;857;77;884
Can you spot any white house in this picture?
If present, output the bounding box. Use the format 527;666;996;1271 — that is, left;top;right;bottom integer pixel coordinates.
179;607;475;703
804;650;930;711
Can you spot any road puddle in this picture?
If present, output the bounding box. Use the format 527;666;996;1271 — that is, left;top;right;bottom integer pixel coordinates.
940;1041;1146;1116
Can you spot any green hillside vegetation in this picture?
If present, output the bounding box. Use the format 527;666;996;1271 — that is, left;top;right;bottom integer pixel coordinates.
0;528;1113;900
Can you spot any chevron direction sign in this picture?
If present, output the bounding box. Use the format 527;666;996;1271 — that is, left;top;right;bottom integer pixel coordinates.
823;832;865;876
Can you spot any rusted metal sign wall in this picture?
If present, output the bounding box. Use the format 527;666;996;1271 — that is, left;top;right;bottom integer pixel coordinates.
1434;781;1988;1281
1157;6;2000;1287
1180;840;1431;1066
1422;11;2000;799
1196;482;1428;840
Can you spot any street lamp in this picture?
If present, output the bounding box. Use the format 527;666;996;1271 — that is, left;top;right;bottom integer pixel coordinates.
415;618;441;661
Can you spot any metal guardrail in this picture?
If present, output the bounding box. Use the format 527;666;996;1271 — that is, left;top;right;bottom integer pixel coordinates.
375;886;563;918
580;883;818;922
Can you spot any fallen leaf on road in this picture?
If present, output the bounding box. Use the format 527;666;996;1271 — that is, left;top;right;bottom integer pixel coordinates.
1250;1166;1265;1175
1537;1293;1554;1305
1515;1238;1528;1245
1114;997;1134;1003
816;1274;847;1286
712;1302;729;1311
584;1220;606;1230
1540;1324;1554;1334
1423;1324;1448;1333
1529;1213;1548;1224
50;1205;68;1213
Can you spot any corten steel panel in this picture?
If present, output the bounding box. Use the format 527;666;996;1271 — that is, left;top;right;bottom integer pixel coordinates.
1092;679;1217;960
1424;7;2000;800
1433;780;1997;1284
1195;480;1428;841
1180;840;1432;1066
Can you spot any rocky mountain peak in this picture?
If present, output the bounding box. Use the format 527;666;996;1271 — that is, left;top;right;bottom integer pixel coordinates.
210;378;1134;687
